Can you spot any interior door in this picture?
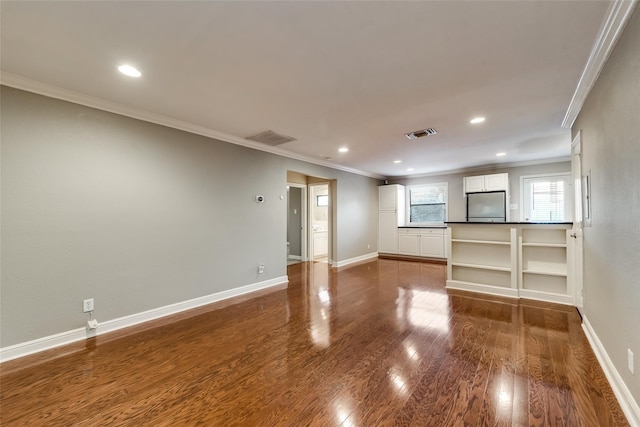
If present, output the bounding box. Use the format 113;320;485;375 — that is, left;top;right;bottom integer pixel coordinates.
571;132;584;309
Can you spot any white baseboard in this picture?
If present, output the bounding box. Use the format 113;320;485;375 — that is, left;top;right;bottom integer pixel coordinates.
582;316;640;427
445;280;520;299
0;276;288;363
288;255;302;260
332;252;378;268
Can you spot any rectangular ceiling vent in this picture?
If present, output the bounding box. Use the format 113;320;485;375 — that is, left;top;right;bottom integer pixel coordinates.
246;130;297;146
405;128;437;140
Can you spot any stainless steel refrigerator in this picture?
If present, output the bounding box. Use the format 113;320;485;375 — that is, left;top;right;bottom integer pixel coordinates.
466;191;506;222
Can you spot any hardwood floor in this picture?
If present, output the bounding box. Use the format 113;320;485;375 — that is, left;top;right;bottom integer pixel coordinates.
0;259;629;426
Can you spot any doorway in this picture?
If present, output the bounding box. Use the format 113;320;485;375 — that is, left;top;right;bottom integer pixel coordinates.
309;183;330;263
286;171;334;265
287;183;306;265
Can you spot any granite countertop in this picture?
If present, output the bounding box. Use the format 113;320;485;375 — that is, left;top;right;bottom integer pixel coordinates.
446;221;573;225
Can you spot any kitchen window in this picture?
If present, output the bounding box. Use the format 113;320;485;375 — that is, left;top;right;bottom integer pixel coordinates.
406;183;448;225
521;173;572;222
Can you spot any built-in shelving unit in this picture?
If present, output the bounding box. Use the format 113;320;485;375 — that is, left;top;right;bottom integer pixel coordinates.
447;225;518;298
447;223;573;305
519;228;573;304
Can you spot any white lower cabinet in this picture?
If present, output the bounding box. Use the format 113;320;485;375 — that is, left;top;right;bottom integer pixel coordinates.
398;233;419;255
398;228;445;258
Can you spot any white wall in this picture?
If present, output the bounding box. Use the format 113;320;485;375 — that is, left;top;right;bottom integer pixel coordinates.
0;86;381;348
572;6;640;411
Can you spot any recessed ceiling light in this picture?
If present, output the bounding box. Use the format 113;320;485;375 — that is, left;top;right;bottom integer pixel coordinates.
338;147;349;153
470;117;485;124
393;160;402;164
496;152;506;157
407;168;414;171
118;64;142;78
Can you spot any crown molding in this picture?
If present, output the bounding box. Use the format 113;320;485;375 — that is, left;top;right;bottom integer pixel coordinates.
0;72;385;180
562;0;638;129
390;156;571;180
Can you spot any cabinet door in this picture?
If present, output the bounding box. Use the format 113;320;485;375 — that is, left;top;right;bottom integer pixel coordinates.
379;211;398;253
484;173;508;191
398;234;420;255
419;235;444;258
464;176;485;193
313;232;328;257
379;185;398;211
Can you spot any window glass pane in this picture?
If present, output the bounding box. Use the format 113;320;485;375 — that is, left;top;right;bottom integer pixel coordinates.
410;204;446;223
407;183;447;224
410;187;446;204
523;174;572;222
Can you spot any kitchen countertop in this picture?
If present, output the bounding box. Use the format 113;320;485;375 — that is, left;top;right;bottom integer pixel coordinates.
398;225;447;228
446;221;573;225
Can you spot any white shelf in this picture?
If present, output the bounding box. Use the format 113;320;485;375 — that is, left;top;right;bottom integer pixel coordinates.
523;269;567;277
522;242;567;248
451;239;510;245
451;262;511;272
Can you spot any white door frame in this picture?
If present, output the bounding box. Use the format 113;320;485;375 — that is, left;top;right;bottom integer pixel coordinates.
571;131;584;310
287;183;307;262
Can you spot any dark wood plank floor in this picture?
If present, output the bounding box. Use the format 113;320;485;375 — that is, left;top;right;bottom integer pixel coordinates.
0;259;629;426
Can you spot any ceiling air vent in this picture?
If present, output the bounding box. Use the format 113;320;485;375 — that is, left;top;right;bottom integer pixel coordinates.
246;130;297;146
405;128;438;140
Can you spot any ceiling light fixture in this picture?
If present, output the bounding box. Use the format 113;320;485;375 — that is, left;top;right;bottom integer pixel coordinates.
118;64;142;78
470;117;485;124
338;147;349;153
496;152;506;157
407;168;414;171
393;160;402;164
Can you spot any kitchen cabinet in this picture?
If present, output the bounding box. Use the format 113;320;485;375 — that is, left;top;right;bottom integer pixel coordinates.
313;231;328;258
379;211;400;253
379;184;404;211
378;185;405;254
464;173;508;193
398;228;446;258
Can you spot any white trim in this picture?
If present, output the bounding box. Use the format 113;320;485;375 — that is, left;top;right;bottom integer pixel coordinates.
0;328;87;363
582;316;640;427
0;72;384;180
332;252;378;268
517;289;574;306
562;0;639;128
0;276;287;363
445;280;520;299
288;255;302;261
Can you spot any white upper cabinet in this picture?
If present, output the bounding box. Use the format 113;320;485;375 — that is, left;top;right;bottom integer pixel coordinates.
379;184;405;211
464;173;508;193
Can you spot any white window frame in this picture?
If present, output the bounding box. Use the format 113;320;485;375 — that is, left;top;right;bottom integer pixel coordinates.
520;173;572;222
405;182;448;226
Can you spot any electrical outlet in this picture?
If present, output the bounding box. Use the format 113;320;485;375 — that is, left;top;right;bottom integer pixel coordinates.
258;264;265;274
83;298;94;313
628;349;634;374
367;244;371;249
